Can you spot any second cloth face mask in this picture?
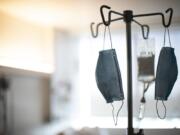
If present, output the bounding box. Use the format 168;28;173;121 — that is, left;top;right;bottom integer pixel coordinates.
155;47;178;100
95;26;124;125
95;49;124;103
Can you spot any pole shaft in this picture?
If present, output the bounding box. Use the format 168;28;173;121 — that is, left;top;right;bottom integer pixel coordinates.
124;10;134;135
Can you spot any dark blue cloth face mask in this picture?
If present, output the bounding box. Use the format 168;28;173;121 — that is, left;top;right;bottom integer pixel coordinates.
155;28;178;119
95;49;124;103
95;26;124;126
155;47;178;100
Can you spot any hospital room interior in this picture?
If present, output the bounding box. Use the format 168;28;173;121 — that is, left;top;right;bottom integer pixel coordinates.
0;0;180;135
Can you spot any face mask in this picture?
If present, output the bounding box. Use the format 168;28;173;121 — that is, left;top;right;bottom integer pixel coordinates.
95;49;124;103
155;47;178;100
155;28;178;119
95;26;124;125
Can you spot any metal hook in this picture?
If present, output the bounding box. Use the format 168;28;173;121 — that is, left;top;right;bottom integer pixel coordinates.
108;10;124;25
100;5;111;26
90;22;103;38
90;16;124;38
133;19;150;39
162;8;173;27
133;8;173;28
142;25;150;39
90;22;98;38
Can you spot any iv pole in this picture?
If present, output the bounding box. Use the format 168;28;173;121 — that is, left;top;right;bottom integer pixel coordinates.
90;5;173;135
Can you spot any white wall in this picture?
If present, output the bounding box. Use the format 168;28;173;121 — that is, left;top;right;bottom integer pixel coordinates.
51;30;80;120
0;67;51;135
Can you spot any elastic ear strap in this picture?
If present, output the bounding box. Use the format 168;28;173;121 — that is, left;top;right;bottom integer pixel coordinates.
163;28;167;46
167;28;172;47
156;100;167;119
163;28;172;47
111;100;124;126
107;26;113;49
102;26;113;50
103;26;107;50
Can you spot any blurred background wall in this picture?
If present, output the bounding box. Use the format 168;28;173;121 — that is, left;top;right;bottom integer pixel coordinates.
0;0;180;135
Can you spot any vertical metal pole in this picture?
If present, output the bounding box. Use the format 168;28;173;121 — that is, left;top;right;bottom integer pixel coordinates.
123;10;134;135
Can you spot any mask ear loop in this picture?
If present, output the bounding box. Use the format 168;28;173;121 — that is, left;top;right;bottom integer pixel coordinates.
167;28;172;47
110;100;124;126
156;100;167;119
102;26;113;50
103;26;107;50
108;26;113;49
163;28;172;47
163;28;166;47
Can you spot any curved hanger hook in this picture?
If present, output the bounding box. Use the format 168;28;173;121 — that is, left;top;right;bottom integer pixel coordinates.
133;19;150;39
163;8;173;27
100;5;111;26
142;25;150;39
90;22;98;38
90;22;102;38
